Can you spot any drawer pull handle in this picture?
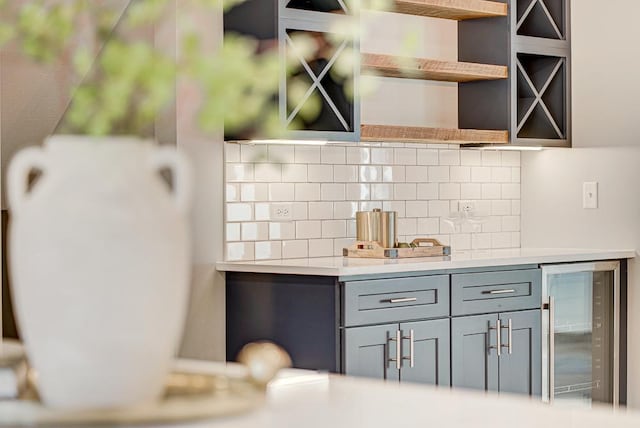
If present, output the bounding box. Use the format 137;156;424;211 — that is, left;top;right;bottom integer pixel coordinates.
388;297;418;304
387;330;401;370
402;329;415;368
488;319;501;357
484;289;516;295
501;318;513;355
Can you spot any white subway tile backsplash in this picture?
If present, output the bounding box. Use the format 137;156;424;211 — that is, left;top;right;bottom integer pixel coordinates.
439;183;460;200
481;183;501;199
491;200;511;216
502;183;520;199
346;183;371;201
308;202;334;220
282;240;308;259
254;203;270;221
439;150;460;166
460;183;481;200
227;203;253;222
417;183;439;200
226;242;254;261
295;183;321;201
346;147;370;164
254;163;282;182
371;184;393;200
334;201;358;219
321;146;346;164
383;166;406;183
491;167;512;183
226;184;239;202
334;165;358;182
406;166;429;183
450;166;471;183
428;166;450;183
321;183;346;201
502;216;520;232
225;144;240;163
255;241;282;260
242;222;269;241
394;183;417;200
281;164;307;182
417;217;439;235
269;183;295;201
241;183;269;202
501;151;521;167
224;142;520;261
308;164;334;183
322;220;347;238
394;148;417;165
428;200;450;217
406;201;429;218
296;221;322;239
371;148;394;165
383;201;406;217
226;223;240;242
268;145;295;164
241;145;268;163
471;167;492;183
417;149;439;165
359;166;382;182
481;151;502;167
269;222;296;240
295;146;321;164
460;150;482;166
226;164;254;182
309;239;334;257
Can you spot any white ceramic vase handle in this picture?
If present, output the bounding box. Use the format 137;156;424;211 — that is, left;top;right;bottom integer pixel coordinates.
7;147;48;213
150;147;192;215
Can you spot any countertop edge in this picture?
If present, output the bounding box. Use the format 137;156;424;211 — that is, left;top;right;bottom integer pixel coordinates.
216;249;637;277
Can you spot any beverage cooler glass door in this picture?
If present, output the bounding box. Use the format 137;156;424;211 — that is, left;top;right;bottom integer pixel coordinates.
542;262;620;407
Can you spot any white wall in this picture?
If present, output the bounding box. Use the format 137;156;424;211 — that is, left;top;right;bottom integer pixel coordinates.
521;0;640;407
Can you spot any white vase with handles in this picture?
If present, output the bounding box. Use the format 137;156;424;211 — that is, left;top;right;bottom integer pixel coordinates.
7;135;192;410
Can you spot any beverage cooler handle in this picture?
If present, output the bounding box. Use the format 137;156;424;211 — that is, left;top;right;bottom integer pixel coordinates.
548;296;555;404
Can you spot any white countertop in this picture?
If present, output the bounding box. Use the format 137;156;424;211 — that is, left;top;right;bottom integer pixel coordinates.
175;361;640;428
217;248;636;277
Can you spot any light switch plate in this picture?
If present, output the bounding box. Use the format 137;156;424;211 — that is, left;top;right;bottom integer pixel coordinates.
583;182;598;209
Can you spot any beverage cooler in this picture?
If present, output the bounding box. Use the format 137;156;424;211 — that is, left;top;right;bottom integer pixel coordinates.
542;262;622;406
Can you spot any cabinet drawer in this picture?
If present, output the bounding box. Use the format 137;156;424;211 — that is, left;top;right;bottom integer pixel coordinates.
343;275;449;326
451;269;541;316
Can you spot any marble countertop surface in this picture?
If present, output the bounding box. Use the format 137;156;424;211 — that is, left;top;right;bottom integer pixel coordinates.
173;360;640;428
217;248;637;277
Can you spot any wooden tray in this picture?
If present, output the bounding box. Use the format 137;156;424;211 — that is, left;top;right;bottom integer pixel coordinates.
343;239;451;259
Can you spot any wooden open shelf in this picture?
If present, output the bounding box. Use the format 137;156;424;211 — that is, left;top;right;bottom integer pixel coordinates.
383;0;508;20
361;53;507;83
361;124;509;145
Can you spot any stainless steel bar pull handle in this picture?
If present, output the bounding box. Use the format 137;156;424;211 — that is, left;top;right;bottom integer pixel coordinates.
549;297;555;404
501;319;513;355
484;289;516;295
402;329;415;368
388;330;401;370
489;319;501;357
388;297;417;304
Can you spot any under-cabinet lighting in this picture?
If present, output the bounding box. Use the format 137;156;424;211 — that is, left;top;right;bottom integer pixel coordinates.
475;146;544;151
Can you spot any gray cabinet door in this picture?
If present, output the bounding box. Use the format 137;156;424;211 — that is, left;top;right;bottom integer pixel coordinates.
400;318;451;386
344;324;400;381
498;310;542;397
452;314;500;392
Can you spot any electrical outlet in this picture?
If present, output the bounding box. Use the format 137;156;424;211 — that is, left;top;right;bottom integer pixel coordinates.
270;203;293;221
458;201;475;213
583;182;598;209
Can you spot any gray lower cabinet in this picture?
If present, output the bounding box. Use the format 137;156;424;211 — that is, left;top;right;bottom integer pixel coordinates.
452;309;541;396
344;318;450;386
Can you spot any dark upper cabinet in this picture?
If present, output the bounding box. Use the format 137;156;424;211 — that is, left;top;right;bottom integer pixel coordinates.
223;0;359;142
458;0;571;147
